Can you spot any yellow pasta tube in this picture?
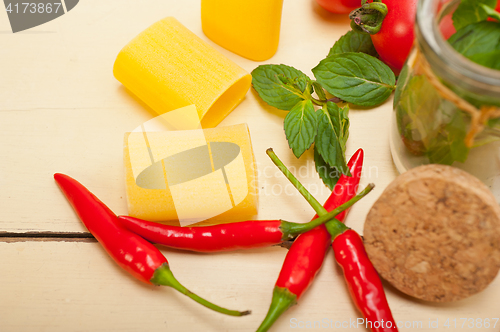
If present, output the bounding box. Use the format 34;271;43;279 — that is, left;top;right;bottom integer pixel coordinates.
113;17;252;128
124;123;259;226
201;0;284;61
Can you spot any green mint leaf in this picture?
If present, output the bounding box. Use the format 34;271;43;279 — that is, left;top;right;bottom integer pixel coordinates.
284;100;318;158
294;76;312;93
315;102;350;178
251;64;312;111
481;3;500;21
426;111;469;165
312;52;396;106
395;75;441;155
448;21;500;58
276;75;295;86
452;0;497;31
468;50;500;70
328;30;378;57
312;81;327;101
393;63;410;108
338;106;350;151
277;75;314;95
314;145;340;190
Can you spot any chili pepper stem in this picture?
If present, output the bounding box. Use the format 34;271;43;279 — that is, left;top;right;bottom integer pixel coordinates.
266;148;328;217
267;148;374;237
324;218;349;239
280;183;374;240
256;287;297;332
151;263;251;317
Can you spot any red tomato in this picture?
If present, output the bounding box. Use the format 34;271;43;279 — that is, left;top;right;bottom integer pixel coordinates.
315;0;362;14
369;0;418;75
439;12;456;40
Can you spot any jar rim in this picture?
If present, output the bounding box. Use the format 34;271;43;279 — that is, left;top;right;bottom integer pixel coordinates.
417;0;500;88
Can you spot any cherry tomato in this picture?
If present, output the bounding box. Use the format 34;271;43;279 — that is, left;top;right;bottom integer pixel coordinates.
315;0;362;14
370;0;418;75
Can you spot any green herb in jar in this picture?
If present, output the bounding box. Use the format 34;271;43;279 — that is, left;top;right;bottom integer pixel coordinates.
448;0;500;71
393;0;500;168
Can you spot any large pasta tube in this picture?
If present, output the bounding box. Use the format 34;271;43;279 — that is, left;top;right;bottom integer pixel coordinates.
124;121;259;226
201;0;284;61
114;17;252;128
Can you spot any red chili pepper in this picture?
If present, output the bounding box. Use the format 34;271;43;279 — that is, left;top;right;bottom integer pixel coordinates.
118;218;284;252
256;148;364;332
53;173;249;317
330;229;398;332
117;183;373;252
266;149;396;332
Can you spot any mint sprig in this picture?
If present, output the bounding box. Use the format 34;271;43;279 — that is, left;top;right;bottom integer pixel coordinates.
314;145;341;189
448;21;500;58
328;30;378;57
284;100;318;158
316;102;351;177
480;3;500;21
251;28;395;189
312;52;395;106
251;64;312;111
312;81;327;101
426;112;469;165
448;21;500;72
469;50;500;70
452;0;497;31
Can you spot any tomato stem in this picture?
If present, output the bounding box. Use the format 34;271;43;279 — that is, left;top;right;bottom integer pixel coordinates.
349;1;388;34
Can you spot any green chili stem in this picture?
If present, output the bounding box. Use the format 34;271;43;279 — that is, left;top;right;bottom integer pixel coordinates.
151;264;250;317
256;287;297;332
267;148;375;239
280;183;374;239
325;218;349;239
266;148;328;217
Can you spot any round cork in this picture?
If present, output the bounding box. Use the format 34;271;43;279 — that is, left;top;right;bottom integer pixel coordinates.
364;164;500;302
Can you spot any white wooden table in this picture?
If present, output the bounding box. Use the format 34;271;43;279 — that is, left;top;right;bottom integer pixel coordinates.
1;1;499;331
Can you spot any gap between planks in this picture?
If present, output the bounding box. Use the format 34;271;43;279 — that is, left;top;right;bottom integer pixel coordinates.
0;231;97;243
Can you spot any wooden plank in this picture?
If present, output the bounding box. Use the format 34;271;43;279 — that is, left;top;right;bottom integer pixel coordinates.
1;241;499;332
0;0;396;233
2;0;498;331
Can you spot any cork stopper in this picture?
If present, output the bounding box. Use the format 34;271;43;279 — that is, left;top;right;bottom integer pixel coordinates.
364;164;500;302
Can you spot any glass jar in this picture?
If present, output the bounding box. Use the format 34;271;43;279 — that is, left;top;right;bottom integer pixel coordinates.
390;0;500;201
